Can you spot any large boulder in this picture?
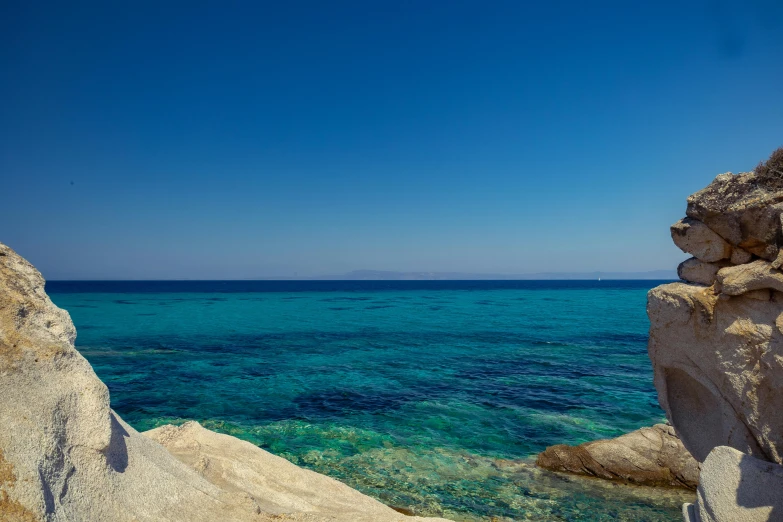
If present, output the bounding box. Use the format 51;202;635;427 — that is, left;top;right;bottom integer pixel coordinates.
0;241;447;522
647;282;783;465
671;218;733;262
683;446;783;522
686;169;783;261
536;424;698;489
677;257;731;286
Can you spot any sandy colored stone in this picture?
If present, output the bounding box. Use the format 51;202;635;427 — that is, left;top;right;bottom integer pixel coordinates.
647;282;783;464
671;218;732;262
677;258;730;286
144;422;445;521
716;259;783;295
683;446;783;522
730;247;753;265
536;424;698;489
686;171;783;261
0;241;448;522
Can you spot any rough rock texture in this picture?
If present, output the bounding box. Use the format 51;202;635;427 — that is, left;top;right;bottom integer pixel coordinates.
0;241;447;522
686;171;783;261
677;258;730;286
716;259;783;295
671;218;733;262
682;446;783;522
648;282;783;464
144;422;430;521
536;424;699;489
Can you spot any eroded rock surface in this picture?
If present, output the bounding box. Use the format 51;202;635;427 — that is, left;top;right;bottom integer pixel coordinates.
686;169;783;261
536;424;698;489
671;218;733;262
648;282;783;464
677;258;730;286
683;446;783;522
653;147;783;520
0;241;447;522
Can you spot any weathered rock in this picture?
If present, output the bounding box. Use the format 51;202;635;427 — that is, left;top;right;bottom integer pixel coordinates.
686;171;783;261
683;446;783;522
647;282;783;464
730;247;753;265
144;422;427;520
536;424;699;489
671;218;733;262
677;258;730;286
0;241;447;522
716;259;783;296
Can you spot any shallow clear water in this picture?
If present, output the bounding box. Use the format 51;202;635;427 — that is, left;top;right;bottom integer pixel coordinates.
48;280;692;521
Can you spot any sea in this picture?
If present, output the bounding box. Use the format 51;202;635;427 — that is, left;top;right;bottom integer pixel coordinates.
47;280;694;522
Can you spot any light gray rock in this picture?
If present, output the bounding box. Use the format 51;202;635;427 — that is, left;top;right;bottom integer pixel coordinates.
716;259;783;296
671;218;733;262
0;241;448;522
647;282;783;464
683;446;783;522
536;424;699;489
677;258;730;286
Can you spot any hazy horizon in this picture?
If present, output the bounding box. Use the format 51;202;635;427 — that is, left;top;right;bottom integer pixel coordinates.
2;2;781;279
42;268;676;282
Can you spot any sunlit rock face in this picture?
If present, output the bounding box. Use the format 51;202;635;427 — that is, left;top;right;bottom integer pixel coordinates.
0;241;448;522
536;424;699;489
648;282;783;464
649;149;783;521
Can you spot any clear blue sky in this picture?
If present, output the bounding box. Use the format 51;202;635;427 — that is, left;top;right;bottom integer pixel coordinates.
1;1;781;279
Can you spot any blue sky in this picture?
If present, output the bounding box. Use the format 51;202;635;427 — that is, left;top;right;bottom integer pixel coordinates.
1;1;781;279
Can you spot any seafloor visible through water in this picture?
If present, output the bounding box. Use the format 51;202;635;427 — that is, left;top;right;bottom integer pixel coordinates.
48;280;693;521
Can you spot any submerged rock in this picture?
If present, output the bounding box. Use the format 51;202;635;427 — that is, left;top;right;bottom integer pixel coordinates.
536;424;698;489
0;241;447;522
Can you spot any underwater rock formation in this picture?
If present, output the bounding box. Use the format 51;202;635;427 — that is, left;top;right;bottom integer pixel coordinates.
0;241;447;522
536;424;698;489
650;147;783;521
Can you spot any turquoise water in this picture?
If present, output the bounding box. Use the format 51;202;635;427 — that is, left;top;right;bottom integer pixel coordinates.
48;280;692;521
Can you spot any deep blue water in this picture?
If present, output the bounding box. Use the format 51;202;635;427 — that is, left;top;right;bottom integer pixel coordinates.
47;280;691;521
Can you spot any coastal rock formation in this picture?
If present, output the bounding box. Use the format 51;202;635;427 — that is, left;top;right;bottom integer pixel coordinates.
671;218;733;262
682;446;783;522
648;281;783;463
650;147;783;521
677;258;730;286
536;424;698;489
0;241;447;522
685;151;783;262
144;421;414;519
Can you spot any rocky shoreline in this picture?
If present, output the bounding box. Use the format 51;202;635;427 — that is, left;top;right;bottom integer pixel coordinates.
0;241;449;522
537;147;783;521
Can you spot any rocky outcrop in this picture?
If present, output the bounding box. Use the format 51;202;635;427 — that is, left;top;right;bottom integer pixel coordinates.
650;147;783;521
536;424;698;489
0;241;447;522
648;282;783;463
677;258;731;286
671;218;733;262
